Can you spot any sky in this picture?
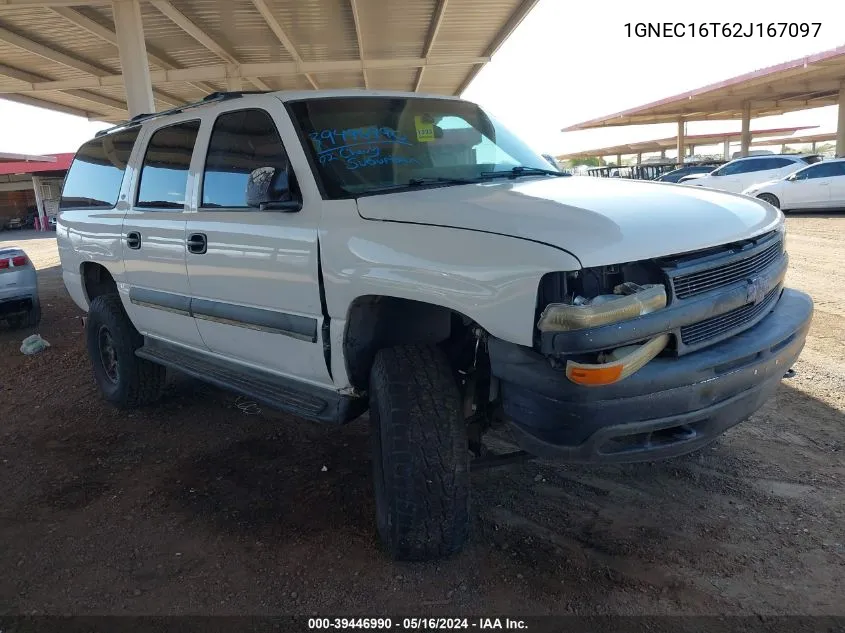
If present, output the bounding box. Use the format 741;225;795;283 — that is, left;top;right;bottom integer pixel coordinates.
1;0;843;158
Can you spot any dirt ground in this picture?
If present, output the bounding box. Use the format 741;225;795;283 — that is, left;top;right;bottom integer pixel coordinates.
0;219;843;616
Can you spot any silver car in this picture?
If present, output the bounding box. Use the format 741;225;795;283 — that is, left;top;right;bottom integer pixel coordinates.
0;247;40;329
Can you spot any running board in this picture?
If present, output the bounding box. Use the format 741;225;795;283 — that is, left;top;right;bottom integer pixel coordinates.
136;339;365;424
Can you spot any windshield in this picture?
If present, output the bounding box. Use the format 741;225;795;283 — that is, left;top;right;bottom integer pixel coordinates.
286;96;555;198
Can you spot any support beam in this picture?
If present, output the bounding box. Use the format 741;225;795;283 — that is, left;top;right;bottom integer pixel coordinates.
349;0;367;89
0;21;180;108
740;102;752;157
636;153;642;165
676;119;685;165
812;141;817;153
32;175;46;232
0;56;490;92
616;154;622;166
415;0;448;92
722;139;731;160
1;93;96;119
0;61;124;114
50;6;213;96
0;0;111;7
112;0;155;117
148;0;269;91
251;0;317;90
226;65;242;92
837;82;845;158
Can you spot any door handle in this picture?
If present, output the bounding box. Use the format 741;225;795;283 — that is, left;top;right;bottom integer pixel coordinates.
125;231;141;250
187;233;207;255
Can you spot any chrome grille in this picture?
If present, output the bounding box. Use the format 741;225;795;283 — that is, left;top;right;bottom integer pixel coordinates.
680;287;780;346
672;238;783;299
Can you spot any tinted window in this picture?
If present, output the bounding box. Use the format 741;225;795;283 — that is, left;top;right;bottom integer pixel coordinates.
60;128;140;210
136;120;200;209
795;162;845;179
713;160;751;176
202;109;290;208
759;157;795;169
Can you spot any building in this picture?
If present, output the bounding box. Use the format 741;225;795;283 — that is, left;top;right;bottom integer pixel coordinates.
0;153;72;230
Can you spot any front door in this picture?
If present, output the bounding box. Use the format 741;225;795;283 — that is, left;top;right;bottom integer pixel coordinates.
121;118;206;349
184;101;332;386
784;162;835;209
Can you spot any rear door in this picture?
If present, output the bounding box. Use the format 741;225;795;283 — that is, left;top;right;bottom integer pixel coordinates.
734;157;786;191
184;99;332;386
121;117;206;348
824;162;845;207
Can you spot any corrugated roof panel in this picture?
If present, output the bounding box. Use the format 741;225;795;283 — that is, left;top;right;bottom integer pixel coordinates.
134;1;223;68
0;8;122;75
309;71;365;90
264;0;360;62
358;0;436;59
418;63;476;96
365;68;417;92
429;0;521;58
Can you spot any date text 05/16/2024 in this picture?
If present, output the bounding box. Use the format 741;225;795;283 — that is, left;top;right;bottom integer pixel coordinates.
307;618;528;630
624;22;821;38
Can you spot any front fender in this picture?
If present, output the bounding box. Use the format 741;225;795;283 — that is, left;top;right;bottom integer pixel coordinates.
321;220;581;347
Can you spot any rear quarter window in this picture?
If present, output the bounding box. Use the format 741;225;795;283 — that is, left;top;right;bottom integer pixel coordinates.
60;128;140;210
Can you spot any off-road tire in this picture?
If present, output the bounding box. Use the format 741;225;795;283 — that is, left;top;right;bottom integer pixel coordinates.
369;344;469;561
86;294;165;408
757;193;781;209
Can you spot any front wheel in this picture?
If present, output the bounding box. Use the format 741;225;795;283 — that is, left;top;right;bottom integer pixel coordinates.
757;193;781;209
369;344;469;561
85;294;165;408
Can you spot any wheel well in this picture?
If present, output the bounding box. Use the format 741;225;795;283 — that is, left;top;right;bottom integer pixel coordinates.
81;262;118;304
343;296;476;390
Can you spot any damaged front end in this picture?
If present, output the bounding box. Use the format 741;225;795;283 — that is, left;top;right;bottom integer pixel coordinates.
486;227;814;463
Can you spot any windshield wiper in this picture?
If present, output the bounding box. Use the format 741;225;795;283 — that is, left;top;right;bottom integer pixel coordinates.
479;165;568;180
407;176;481;186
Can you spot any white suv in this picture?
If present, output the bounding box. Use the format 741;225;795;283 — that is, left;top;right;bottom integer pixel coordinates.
683;154;821;193
57;90;813;561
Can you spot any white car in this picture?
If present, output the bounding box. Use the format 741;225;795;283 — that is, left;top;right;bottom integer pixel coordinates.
683;154;821;193
57;89;813;561
743;159;845;211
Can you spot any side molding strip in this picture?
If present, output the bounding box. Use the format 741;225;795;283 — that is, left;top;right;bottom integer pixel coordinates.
128;288;318;343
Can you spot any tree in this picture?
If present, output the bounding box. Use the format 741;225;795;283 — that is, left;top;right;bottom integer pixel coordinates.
567;157;603;167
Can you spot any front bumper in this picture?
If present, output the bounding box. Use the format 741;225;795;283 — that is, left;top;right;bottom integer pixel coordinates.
488;288;813;464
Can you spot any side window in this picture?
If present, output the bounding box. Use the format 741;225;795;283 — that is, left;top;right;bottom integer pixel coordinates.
739;158;770;173
136;120;200;209
714;161;747;176
60;128;140;210
201;109;290;209
800;162;843;179
765;158;795;169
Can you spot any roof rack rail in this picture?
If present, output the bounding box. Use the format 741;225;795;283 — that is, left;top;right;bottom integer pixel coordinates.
95;90;271;138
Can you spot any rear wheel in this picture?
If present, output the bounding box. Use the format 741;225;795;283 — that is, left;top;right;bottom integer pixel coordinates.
85;294;165;408
757;193;780;209
369;344;469;561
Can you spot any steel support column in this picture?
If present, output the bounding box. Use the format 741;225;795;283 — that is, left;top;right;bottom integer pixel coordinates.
112;0;155;117
740;102;752;157
31;176;46;232
616;154;622;166
837;81;845;158
676;120;685;165
722;140;730;160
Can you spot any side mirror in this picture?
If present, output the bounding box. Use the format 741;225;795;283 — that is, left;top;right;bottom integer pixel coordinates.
246;166;302;212
786;174;797;182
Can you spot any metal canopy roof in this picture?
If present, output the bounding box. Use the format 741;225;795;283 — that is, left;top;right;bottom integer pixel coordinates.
0;151;56;163
562;45;845;131
751;132;837;147
0;0;538;122
556;126;819;160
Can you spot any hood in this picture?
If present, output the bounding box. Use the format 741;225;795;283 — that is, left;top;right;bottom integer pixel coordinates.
356;177;782;267
745;178;782;192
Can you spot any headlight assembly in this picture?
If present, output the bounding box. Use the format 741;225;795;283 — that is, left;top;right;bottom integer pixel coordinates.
537;283;667;332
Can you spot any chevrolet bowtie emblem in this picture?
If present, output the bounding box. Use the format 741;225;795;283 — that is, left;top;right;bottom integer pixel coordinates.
746;276;767;305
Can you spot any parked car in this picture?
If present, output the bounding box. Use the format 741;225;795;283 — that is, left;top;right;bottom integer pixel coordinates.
683;154;822;193
654;164;717;183
677;173;708;183
0;247;40;329
743;158;845;211
58;90;812;561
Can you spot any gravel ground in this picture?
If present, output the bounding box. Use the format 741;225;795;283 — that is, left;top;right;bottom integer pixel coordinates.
0;218;843;616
